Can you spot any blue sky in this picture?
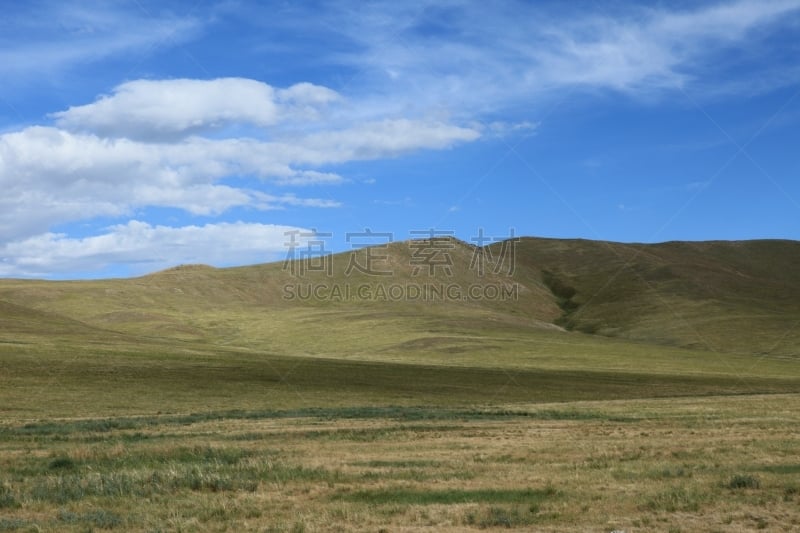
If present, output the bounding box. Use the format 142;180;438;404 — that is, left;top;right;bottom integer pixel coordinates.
0;0;799;278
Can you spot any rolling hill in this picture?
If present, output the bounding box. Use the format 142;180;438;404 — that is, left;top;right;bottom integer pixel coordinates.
0;236;798;417
2;236;798;356
506;237;800;356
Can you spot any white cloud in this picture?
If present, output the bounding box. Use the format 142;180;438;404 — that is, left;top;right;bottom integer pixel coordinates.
253;193;342;209
273;170;345;186
0;221;306;278
324;0;800;114
0;113;476;242
52;78;340;140
485;121;538;137
653;0;800;38
0;2;202;82
0;127;321;241
530;0;800;93
299;119;480;161
277;82;342;120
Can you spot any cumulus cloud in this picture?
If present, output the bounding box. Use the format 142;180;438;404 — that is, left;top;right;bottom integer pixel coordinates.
0;221;307;278
52;78;340;140
0;130;316;243
0;111;477;243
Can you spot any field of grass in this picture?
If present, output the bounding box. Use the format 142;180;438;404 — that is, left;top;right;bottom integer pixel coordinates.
1;332;798;419
1;237;799;530
2;395;800;531
1;327;798;531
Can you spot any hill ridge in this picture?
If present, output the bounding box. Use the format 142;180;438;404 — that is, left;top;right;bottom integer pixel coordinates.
1;236;798;357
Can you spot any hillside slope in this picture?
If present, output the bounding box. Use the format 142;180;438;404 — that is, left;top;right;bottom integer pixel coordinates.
1;237;799;360
506;238;800;355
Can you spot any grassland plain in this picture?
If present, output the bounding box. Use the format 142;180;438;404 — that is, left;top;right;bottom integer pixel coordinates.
1;396;800;531
1;237;799;530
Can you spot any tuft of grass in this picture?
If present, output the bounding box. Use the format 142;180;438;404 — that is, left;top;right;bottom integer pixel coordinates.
0;483;20;509
477;505;540;528
727;474;760;490
650;466;692;479
644;486;706;512
48;456;77;470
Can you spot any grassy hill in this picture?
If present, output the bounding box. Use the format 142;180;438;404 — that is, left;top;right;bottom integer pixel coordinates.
2;237;799;532
508;237;800;355
0;236;798;418
2;236;798;356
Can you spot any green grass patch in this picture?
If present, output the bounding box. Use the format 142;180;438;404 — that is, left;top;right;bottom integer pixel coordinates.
352;459;441;468
3;406;642;441
333;486;558;506
0;518;34;532
57;508;123;529
756;464;800;475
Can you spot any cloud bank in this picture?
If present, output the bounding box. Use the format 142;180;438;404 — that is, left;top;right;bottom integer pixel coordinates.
0;221;305;278
1;0;798;277
0;76;480;276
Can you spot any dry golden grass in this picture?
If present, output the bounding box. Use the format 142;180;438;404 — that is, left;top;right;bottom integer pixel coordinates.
2;394;799;531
